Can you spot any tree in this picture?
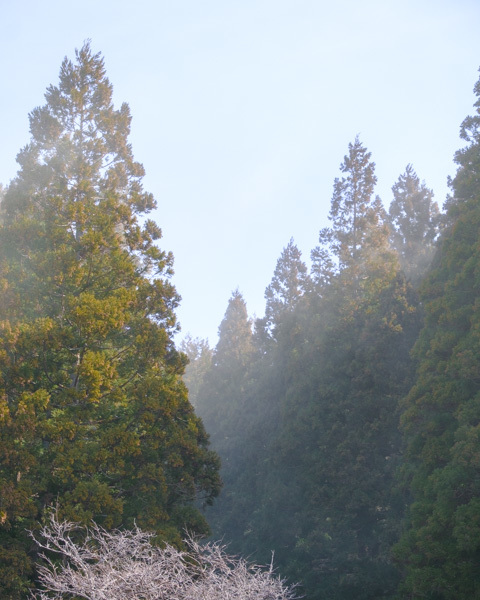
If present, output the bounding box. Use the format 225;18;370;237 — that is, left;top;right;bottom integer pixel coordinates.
193;291;274;550
194;290;255;465
0;42;220;597
388;164;440;285
195;135;421;597
214;289;255;372
178;335;213;408
257;238;311;342
226;140;419;600
312;136;396;296
31;512;297;600
449;67;480;206
395;67;480;599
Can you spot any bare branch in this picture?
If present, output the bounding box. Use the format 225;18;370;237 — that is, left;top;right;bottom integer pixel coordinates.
31;512;298;600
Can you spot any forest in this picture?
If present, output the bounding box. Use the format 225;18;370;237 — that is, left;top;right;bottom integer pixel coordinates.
182;72;480;598
0;42;480;599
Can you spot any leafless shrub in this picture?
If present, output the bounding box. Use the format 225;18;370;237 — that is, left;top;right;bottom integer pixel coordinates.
31;512;297;600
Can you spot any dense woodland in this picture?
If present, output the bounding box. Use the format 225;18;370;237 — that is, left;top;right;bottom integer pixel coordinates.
1;42;480;599
183;73;480;599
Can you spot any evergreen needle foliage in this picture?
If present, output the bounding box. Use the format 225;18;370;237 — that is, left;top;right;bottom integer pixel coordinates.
0;42;220;597
394;67;480;600
191;138;424;600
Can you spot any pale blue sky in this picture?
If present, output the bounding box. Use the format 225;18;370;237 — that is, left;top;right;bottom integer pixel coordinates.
1;0;480;344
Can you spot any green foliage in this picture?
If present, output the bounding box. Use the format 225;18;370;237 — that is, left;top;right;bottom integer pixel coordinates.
194;139;422;600
192;290;275;549
259;239;312;341
194;290;256;463
388;164;441;286
395;68;480;599
179;335;213;408
214;289;255;371
312;136;397;298
0;42;220;597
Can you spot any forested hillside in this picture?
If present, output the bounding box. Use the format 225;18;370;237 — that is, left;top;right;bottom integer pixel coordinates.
184;69;480;600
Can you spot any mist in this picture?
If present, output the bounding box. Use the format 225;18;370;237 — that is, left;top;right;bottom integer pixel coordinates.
1;3;480;598
181;110;478;597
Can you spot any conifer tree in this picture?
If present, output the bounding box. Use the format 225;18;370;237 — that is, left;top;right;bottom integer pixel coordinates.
0;43;220;597
250;139;418;599
214;289;255;371
193;291;267;547
257;239;311;342
199;140;420;600
268;271;420;600
395;67;480;600
194;290;255;449
388;164;440;285
179;335;213;408
312;136;396;296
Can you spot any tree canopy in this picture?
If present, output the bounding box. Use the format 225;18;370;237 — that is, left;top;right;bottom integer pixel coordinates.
189;137;422;600
388;164;440;285
0;42;220;597
394;67;480;600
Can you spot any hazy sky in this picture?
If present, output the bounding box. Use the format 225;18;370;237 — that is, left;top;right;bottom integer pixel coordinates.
1;0;480;345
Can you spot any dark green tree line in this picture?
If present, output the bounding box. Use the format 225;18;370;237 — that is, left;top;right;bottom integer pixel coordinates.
395;68;480;600
262;139;419;600
189;137;428;600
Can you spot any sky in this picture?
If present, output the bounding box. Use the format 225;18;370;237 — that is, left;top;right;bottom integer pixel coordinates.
1;0;480;345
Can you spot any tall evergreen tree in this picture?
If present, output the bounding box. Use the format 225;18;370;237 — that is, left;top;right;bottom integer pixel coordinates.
193;291;261;545
312;136;396;296
388;164;440;285
268;272;420;600
0;43;220;597
214;289;255;371
257;238;311;343
194;290;255;452
395;67;480;600
179;335;213;408
255;139;419;596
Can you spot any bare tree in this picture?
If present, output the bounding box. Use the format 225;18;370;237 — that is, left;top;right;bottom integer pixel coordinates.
31;513;297;600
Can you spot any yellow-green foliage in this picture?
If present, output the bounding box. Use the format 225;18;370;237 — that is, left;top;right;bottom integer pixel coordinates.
0;42;220;598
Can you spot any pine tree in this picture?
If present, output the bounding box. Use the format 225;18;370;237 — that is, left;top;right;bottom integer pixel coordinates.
395;67;480;600
179;335;213;408
257;238;311;342
251;139;417;599
201;140;420;600
267;272;420;600
194;290;255;454
451;67;480;204
214;289;255;371
193;290;269;547
388;164;440;285
0;43;220;597
312;136;396;297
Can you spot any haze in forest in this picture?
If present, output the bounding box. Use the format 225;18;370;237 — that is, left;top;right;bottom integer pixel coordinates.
1;0;480;344
182;68;480;597
2;5;480;598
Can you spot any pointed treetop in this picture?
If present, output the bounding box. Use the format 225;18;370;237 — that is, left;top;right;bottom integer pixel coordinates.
450;67;480;208
313;137;395;283
215;289;254;368
6;40;154;221
388;164;440;284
